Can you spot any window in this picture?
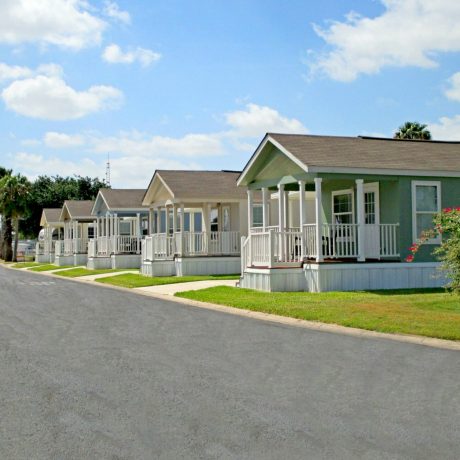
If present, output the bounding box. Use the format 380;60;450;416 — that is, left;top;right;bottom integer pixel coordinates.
194;212;202;232
87;226;95;239
412;181;441;244
222;206;230;231
120;221;131;235
252;204;263;228
332;189;354;224
210;208;218;232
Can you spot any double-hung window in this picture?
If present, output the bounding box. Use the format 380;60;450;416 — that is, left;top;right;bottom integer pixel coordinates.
332;189;354;224
252;204;263;228
411;181;441;244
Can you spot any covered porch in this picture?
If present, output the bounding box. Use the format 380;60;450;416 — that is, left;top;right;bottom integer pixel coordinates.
243;177;400;270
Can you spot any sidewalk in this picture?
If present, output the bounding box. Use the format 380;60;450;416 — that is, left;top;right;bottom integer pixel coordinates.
134;279;237;296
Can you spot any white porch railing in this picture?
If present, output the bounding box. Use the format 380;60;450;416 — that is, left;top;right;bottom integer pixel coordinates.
243;223;400;268
114;235;141;254
143;231;241;261
88;239;97;257
63;238;73;255
36;241;45;255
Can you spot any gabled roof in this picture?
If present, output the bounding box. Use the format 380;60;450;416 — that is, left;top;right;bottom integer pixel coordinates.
143;170;246;205
60;200;94;221
238;133;460;185
40;208;62;226
92;188;147;213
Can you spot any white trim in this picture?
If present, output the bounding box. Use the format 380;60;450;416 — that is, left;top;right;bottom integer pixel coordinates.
308;165;460;178
237;135;308;186
411;180;441;244
331;188;355;224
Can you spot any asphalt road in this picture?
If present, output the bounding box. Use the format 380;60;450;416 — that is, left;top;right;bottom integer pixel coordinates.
0;266;459;460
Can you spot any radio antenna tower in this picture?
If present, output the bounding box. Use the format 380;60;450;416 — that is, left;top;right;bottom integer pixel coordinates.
105;153;111;186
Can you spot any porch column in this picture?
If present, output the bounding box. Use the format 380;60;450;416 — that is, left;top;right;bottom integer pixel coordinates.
299;180;306;258
247;190;254;231
179;203;185;256
95;217;99;238
262;187;269;231
136;213;141;254
356;179;365;262
278;183;285;261
172;205;178;234
148;209;153;234
284;189;290;229
314;178;323;262
155;207;160;234
105;213;109;238
165;206;170;235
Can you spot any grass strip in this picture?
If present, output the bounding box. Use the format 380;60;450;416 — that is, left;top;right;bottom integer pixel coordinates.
176;286;460;341
28;264;74;272
11;262;43;268
55;268;135;278
96;273;239;288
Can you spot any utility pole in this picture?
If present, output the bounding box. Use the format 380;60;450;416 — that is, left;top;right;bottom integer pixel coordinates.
105;153;111;187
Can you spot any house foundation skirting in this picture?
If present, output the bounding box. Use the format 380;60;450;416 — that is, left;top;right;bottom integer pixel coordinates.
239;262;445;292
87;256;112;270
111;254;141;269
36;253;54;264
54;255;75;266
141;256;241;277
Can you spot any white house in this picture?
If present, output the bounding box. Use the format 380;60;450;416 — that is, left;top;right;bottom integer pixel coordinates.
87;188;148;269
141;170;248;276
54;200;95;266
237;133;460;292
35;208;63;263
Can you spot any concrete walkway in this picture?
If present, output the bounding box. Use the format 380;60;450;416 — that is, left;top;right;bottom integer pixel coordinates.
134;279;237;295
78;270;138;281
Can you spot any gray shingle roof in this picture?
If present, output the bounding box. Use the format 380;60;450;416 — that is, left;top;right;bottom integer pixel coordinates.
268;133;460;172
99;188;147;209
41;208;61;223
152;170;246;200
63;200;94;219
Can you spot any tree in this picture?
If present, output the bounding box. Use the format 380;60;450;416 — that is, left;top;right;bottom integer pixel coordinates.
0;167;13;260
0;174;31;261
394;121;432;140
20;175;108;238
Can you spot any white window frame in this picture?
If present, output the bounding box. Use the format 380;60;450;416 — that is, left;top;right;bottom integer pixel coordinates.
252;203;264;228
411;180;441;244
331;188;355;224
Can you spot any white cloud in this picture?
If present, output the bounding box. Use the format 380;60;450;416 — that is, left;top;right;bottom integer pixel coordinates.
0;63;32;82
2;74;123;120
91;132;224;157
102;44;161;67
225;103;308;138
311;1;460;81
103;1;131;25
0;0;106;50
429;115;460;141
445;72;460;102
44;132;85;148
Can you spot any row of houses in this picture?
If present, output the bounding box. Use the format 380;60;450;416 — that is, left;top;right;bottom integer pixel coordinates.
36;133;460;292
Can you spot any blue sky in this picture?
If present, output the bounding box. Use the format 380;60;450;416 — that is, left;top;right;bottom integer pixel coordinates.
1;0;460;187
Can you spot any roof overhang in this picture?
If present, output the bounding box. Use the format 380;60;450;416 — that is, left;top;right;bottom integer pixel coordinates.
142;172;174;206
237;134;309;187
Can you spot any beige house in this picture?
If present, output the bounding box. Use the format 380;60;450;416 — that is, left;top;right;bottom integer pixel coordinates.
35;208;64;263
55;200;95;266
87;188;148;269
141;170;247;276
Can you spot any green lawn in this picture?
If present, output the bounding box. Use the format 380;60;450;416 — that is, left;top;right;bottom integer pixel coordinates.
176;286;460;341
11;262;43;268
96;273;239;288
55;268;136;278
28;264;74;272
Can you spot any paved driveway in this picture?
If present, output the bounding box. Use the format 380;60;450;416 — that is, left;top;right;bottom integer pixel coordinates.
1;266;459;459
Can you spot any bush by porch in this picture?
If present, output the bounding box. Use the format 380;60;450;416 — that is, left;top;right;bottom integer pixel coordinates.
176;286;460;341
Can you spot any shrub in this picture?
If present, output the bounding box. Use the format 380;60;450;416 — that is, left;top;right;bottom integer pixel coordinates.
406;208;460;293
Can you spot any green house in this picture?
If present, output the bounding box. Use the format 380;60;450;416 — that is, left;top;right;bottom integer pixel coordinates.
237;133;460;292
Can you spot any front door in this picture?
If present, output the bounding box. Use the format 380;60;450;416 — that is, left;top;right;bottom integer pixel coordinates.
363;183;380;259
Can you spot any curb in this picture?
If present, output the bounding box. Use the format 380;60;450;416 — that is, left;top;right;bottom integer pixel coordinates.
3;263;460;351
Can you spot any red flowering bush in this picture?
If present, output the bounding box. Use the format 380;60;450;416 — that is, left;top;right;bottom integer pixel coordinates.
407;207;460;292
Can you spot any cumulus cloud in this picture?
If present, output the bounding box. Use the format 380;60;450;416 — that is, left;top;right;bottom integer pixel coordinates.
102;44;161;67
311;0;460;81
0;0;106;50
103;1;131;25
225;103;308;138
445;72;460;102
0;63;32;82
429;115;460;141
2;74;123;120
44;132;85;148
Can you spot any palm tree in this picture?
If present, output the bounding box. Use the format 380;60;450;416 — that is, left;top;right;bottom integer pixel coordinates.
394;121;432;140
0;173;31;261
